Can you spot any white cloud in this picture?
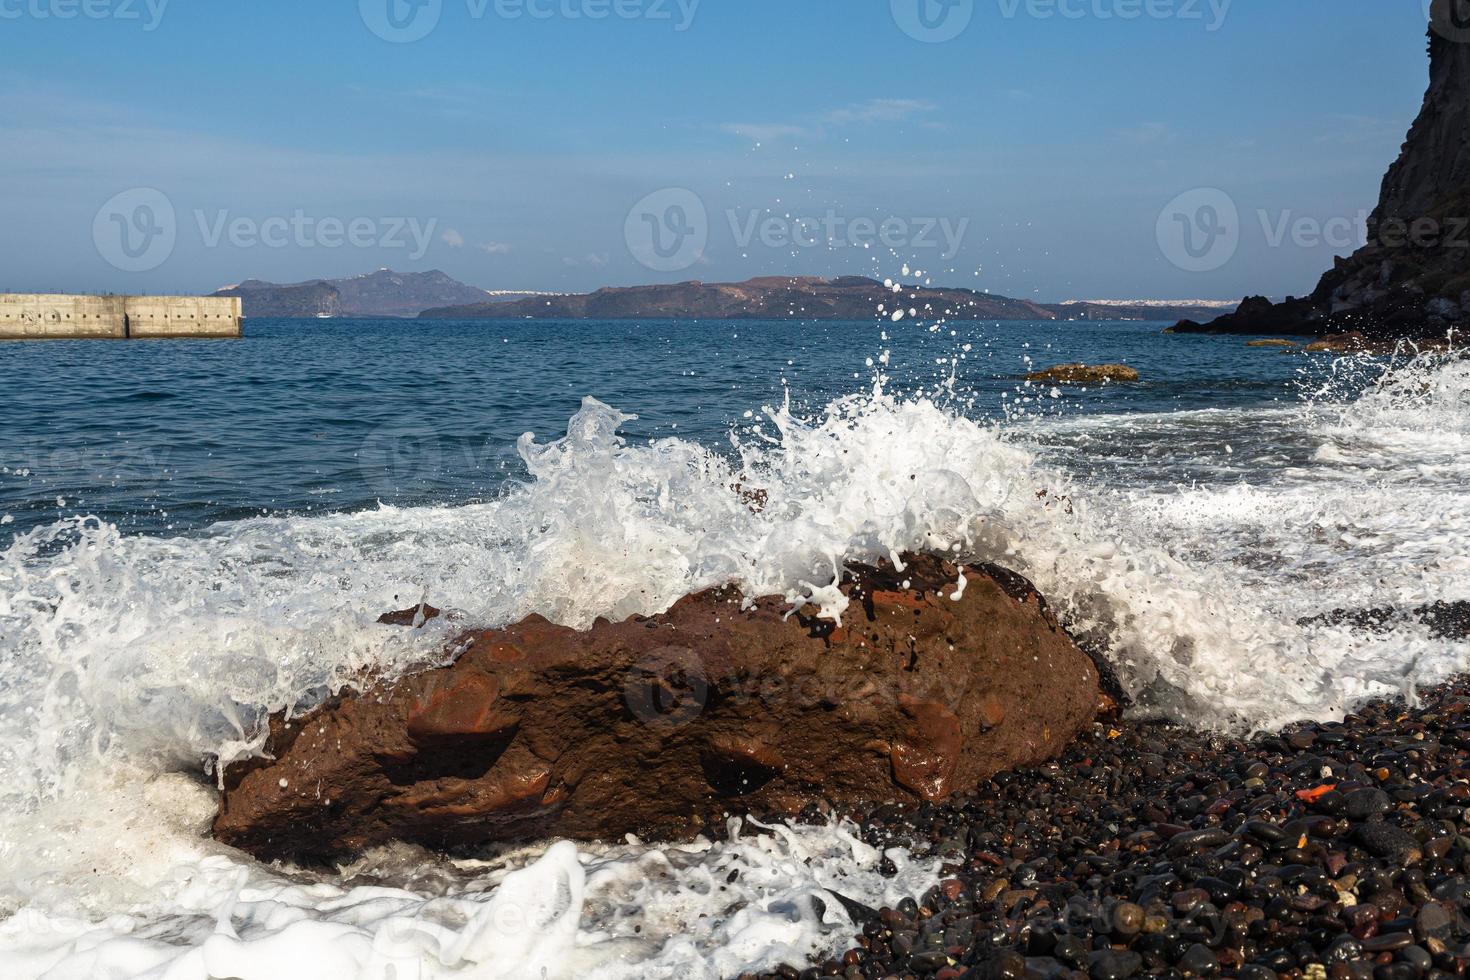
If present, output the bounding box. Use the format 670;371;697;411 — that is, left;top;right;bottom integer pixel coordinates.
563;252;609;268
1113;121;1172;145
1316;114;1401;146
822;99;936;126
720;99;937;145
478;242;512;255
442;228;465;247
720;123;809;142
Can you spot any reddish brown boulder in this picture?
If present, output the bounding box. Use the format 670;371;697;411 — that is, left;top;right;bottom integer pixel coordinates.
213;554;1100;859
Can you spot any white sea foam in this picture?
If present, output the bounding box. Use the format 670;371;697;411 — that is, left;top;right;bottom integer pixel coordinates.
1;797;934;980
1;353;1467;977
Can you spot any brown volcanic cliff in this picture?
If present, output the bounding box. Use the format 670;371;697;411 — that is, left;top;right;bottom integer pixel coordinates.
1176;7;1470;341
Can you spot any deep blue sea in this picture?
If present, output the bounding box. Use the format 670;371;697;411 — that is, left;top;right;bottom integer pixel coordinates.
0;317;1309;540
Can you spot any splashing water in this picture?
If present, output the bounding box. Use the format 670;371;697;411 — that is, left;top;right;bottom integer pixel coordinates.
1;807;936;980
0;352;1467;977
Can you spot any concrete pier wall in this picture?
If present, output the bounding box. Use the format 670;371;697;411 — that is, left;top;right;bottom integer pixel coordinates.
0;295;242;340
0;295;128;339
126;296;243;338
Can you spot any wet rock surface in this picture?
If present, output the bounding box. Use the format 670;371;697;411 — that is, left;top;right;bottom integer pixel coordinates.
213;555;1100;859
760;678;1470;980
1025;364;1141;385
1299;603;1470;642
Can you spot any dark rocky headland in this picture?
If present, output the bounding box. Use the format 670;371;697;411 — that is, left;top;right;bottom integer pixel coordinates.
1174;5;1470;344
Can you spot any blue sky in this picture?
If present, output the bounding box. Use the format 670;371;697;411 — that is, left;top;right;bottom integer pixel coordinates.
0;0;1435;300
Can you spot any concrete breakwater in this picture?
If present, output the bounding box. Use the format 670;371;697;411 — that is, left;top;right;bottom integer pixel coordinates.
0;295;242;340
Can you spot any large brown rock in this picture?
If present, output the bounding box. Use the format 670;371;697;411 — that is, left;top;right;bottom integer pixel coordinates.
213;555;1100;860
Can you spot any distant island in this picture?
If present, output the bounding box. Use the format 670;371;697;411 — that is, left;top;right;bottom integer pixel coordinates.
212;269;554;319
213;269;1236;324
418;275;1236;323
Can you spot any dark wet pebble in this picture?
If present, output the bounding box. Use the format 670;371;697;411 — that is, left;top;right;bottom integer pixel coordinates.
758;678;1470;980
1357;823;1423;862
1111;901;1146;937
1090;949;1143;980
1345;787;1393;820
1362;932;1414;953
1416;901;1454;940
1178;943;1219;976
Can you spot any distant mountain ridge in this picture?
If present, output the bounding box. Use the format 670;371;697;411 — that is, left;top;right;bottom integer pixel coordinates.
215;269;496;318
419;275;1234;323
212;269;1235;322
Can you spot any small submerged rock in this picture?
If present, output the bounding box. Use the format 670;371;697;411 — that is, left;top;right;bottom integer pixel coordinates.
1299;601;1470;641
1025;363;1140;385
377;602;442;627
